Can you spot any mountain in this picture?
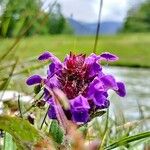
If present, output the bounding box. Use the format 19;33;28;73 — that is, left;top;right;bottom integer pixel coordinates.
67;18;123;35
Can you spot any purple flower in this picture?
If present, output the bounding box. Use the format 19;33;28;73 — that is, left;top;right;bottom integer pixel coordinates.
26;51;126;124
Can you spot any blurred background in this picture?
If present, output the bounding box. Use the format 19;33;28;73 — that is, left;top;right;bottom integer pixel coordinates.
0;0;150;149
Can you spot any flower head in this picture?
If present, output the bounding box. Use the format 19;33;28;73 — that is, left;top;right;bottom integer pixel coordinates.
26;51;126;124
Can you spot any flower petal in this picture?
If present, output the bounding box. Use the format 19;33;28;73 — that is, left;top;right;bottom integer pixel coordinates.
45;74;60;89
38;51;61;65
87;62;102;77
70;95;90;110
44;88;52;101
38;51;52;60
26;75;42;85
116;82;126;97
93;91;108;107
100;75;118;91
87;77;104;97
100;52;119;62
47;62;62;76
48;105;57;119
85;53;101;64
71;109;89;123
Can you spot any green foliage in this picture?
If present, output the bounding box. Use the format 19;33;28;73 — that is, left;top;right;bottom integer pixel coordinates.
0;0;41;37
49;120;64;144
0;1;73;37
0;115;44;149
46;3;73;35
34;84;42;94
47;4;65;34
122;0;150;32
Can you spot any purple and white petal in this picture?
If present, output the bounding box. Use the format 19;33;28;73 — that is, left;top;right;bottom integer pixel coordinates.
26;75;42;85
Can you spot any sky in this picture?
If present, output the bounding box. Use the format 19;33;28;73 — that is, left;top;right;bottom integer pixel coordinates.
44;0;143;23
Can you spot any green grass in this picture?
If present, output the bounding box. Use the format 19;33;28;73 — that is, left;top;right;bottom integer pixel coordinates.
0;33;150;67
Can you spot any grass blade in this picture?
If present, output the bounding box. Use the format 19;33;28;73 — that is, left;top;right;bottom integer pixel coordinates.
105;131;150;150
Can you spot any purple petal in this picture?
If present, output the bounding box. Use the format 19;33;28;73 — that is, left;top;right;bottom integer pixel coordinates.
70;95;90;110
38;51;62;65
100;52;119;62
71;109;89;123
96;99;110;109
47;62;62;76
47;98;57;119
85;53;101;64
26;75;42;85
47;63;55;76
87;77;104;97
45;74;60;89
100;75;118;91
93;91;108;107
116;82;126;97
48;105;57;119
38;51;52;60
44;88;52;101
87;62;102;77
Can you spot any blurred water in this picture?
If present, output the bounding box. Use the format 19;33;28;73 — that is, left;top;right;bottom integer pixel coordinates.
103;66;150;121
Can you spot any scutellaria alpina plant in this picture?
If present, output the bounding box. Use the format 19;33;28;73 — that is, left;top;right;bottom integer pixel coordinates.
26;51;126;124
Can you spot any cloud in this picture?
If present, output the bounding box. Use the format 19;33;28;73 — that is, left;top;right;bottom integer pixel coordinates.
56;0;98;22
45;0;142;22
100;0;128;22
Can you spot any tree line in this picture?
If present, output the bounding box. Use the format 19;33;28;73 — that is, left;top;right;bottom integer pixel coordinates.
0;0;73;38
122;0;150;32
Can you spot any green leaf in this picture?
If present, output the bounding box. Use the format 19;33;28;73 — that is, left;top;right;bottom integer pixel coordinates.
105;131;150;150
0;115;43;150
3;132;16;150
34;84;42;94
49;120;64;144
